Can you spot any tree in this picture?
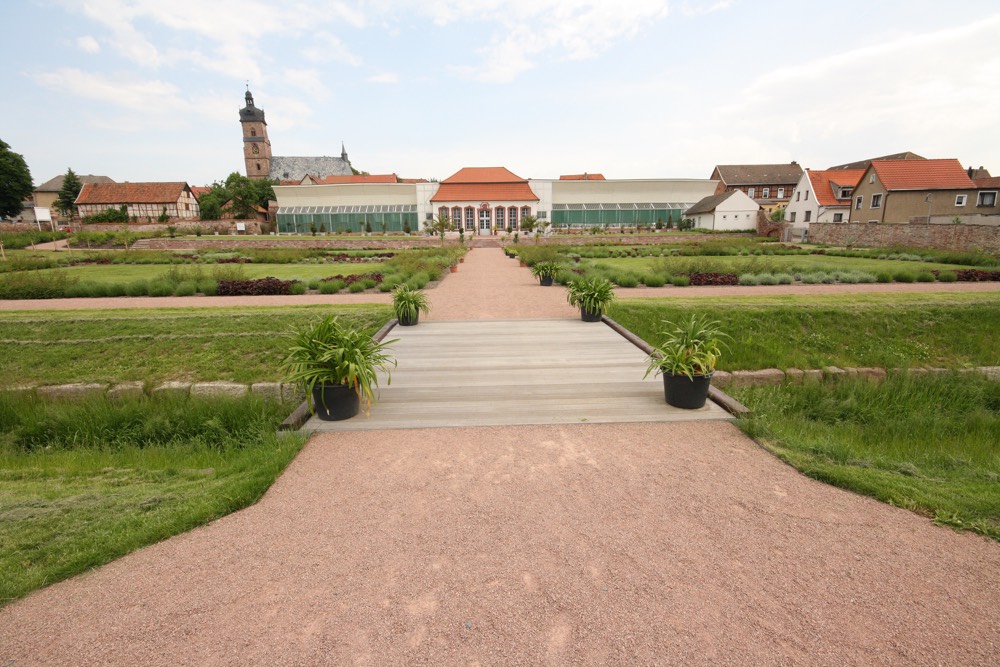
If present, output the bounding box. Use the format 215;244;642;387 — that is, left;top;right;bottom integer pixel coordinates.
55;168;83;216
0;138;33;219
199;172;276;221
770;206;785;223
520;215;537;234
428;212;452;245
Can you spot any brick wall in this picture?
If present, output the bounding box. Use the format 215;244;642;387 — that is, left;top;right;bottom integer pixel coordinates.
809;223;1000;254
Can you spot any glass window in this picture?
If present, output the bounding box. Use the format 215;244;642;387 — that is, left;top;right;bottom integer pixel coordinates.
955;195;966;207
855;196;863;210
833;213;843;222
495;207;505;229
796;192;800;202
871;193;882;208
778;187;785;198
789;212;796;222
804;190;809;201
762;187;770;198
978;191;997;207
804;210;811;222
452;207;461;224
465;207;475;231
509;206;519;229
748;187;755;198
521;206;531;220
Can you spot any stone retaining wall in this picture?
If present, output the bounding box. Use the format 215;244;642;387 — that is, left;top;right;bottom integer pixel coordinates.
138;236;450;250
9;367;998;399
809;222;1000;254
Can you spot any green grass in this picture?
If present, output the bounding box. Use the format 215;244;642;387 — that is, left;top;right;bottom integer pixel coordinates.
592;254;975;276
23;262;386;285
0;304;392;386
733;373;1000;540
0;392;307;605
608;292;1000;371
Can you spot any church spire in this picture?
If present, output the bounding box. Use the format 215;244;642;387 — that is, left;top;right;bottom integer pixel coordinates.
341;141;348;162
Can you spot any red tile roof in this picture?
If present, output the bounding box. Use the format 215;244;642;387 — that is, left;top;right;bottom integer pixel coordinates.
871;159;975;191
432;166;538;202
431;183;539;202
190;186;211;199
559;173;606;180
806;169;865;208
974;177;1000;189
76;182;191;204
442;167;525;183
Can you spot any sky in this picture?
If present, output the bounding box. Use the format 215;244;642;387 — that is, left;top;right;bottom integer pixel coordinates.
2;0;999;187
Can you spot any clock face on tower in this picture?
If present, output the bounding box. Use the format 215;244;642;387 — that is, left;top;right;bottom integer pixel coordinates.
252;144;260;155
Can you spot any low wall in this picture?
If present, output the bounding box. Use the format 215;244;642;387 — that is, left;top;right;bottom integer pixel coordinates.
809;222;1000;254
81;220;263;235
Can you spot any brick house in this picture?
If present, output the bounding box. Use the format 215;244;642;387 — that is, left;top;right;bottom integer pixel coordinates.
848;159;980;224
76;182;200;220
709;163;804;216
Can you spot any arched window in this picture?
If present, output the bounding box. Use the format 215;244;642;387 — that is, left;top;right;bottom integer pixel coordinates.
438;206;448;220
465;207;475;232
250;128;257;137
495;206;505;230
256;163;261;172
452;207;461;226
521;206;531;220
509;206;519;229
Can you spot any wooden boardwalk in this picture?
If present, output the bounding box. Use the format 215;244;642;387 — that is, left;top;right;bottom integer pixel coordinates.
304;319;732;432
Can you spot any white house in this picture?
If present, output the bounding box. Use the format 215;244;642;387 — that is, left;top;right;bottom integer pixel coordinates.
684;190;759;231
784;169;864;230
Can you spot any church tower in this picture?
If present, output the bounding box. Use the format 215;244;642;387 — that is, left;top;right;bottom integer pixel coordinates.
239;89;272;180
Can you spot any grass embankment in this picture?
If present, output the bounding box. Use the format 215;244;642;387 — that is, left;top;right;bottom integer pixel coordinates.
609;292;1000;370
33;261;386;284
614;293;1000;539
593;254;973;276
0;304;392;386
733;373;1000;540
0;392;308;605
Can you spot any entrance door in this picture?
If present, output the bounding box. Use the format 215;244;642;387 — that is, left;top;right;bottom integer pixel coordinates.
479;209;491;235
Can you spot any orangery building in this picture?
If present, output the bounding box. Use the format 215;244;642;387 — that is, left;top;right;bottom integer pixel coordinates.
273;166;718;235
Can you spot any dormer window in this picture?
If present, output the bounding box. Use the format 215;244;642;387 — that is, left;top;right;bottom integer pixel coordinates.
869;174;875;184
840;187;852;198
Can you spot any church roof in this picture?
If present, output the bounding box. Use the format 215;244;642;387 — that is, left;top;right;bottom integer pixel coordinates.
76;182;193;205
431;167;538;202
239;90;266;123
270;156;353;182
36;174;115;192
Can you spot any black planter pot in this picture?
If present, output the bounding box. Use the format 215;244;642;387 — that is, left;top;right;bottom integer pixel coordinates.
580;307;602;322
398;311;419;326
662;372;713;409
312;383;360;421
539;276;554;286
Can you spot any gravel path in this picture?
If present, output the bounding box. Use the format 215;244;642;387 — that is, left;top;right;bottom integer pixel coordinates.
2;422;997;665
2;247;998;664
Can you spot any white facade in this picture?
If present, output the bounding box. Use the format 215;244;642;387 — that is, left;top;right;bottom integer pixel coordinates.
785;171;849;228
689;190;759;231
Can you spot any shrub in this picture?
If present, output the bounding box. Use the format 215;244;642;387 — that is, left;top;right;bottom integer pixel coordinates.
319;280;344;294
642;274;666;287
856;272;877;284
801;273;821;284
149;281;175;297
876;271;893;283
894;271;917;283
670;275;690;287
348;281;367;293
837;272;859;284
775;273;794;284
288;281;307;295
613;272;640;288
217;277;295;296
0;271;76;299
916;271;936;283
198;280;218;296
173;281;198;297
125;280;150;297
106;283;127;297
361;278;377;289
307;279;321;290
937;271;958;282
738;274;760;286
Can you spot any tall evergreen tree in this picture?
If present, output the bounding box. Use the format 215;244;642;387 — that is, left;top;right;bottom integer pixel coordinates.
55;168;83;216
0;138;33;219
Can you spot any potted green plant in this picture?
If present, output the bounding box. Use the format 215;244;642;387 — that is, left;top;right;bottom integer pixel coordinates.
530;261;561;286
282;315;397;421
392;284;429;326
566;277;615;322
643;315;729;409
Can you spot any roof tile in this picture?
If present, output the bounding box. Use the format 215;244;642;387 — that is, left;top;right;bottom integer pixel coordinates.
871;159;975;191
806;169;865;208
76;182;191;205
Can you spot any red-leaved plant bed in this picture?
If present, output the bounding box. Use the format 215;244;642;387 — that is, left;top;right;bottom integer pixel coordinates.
950;269;1000;282
217;277;298;296
320;273;384;285
685;272;739;286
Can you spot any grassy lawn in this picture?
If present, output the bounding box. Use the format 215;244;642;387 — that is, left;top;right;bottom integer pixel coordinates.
608;292;1000;370
733;373;1000;540
26;262;386;284
0;304;392;385
0;392;308;605
589;254;976;275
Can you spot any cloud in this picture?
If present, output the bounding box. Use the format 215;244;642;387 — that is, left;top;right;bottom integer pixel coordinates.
368;72;400;84
302;31;363;67
432;0;675;82
76;35;101;53
283;68;333;100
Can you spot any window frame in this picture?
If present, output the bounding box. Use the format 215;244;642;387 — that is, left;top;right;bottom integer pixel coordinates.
977;191;997;207
855;196;862;210
777;187;785;198
871;193;883;209
762;187;770;198
955;194;967;207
